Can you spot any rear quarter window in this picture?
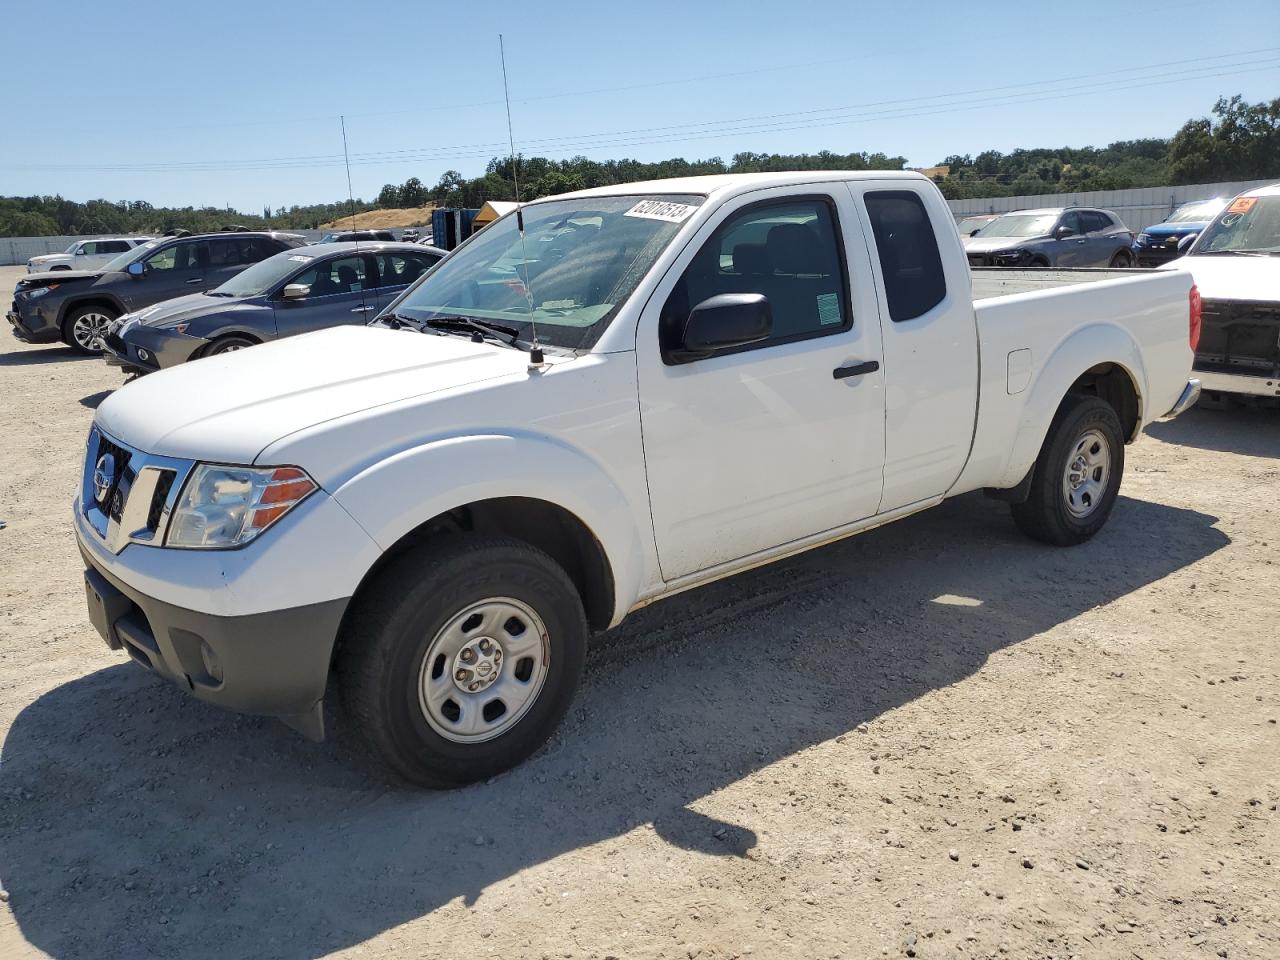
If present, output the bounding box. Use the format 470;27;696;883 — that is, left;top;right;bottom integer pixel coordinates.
863;191;947;322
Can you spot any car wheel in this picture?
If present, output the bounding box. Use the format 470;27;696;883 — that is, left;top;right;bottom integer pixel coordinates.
1010;395;1124;546
338;536;588;788
61;304;118;354
204;335;257;356
1028;256;1050;268
1109;250;1133;268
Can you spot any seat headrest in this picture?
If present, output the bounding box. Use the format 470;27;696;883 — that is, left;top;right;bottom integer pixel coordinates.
337;265;358;285
767;223;823;274
732;243;770;275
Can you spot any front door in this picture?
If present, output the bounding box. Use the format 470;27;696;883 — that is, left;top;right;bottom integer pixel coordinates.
132;239;210;307
274;253;374;338
1054;211;1089;266
637;188;887;582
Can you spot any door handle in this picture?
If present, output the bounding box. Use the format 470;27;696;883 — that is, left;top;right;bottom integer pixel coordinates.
833;360;879;380
1076;239;1087;244
351;305;375;313
185;278;203;284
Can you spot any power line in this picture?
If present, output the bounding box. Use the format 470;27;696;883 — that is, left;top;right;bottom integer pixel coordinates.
4;57;1276;175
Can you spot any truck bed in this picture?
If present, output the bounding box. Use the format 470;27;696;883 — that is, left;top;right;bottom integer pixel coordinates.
971;267;1137;300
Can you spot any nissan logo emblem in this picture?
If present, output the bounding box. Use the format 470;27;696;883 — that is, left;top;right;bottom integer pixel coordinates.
93;453;116;506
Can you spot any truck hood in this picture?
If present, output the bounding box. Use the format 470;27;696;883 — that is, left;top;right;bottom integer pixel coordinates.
1144;222;1207;238
1163;254;1280;302
94;325;543;466
963;235;1042;253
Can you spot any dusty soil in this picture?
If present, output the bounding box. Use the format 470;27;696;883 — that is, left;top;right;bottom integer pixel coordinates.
318;207;434;231
0;259;1276;959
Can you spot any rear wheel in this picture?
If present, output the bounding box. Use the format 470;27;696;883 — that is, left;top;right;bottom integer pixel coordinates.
1109;250;1133;268
61;304;118;354
1011;395;1124;546
338;536;588;788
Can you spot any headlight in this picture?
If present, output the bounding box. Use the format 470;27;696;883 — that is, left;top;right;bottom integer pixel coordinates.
1137;234;1152;244
166;464;317;549
993;249;1028;261
28;284;58;298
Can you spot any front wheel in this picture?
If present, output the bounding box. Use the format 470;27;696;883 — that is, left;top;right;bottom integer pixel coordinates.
1010;395;1124;546
1109;250;1134;268
203;335;257;356
338;536;588;788
61;304;118;354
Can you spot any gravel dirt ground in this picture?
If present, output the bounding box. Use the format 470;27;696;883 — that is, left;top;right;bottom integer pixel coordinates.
0;261;1276;960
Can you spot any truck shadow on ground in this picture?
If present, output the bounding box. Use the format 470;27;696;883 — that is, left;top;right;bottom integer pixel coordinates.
1147;404;1280;458
0;494;1227;960
0;347;93;367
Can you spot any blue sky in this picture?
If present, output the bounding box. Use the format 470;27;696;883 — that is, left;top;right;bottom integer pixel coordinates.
3;0;1278;211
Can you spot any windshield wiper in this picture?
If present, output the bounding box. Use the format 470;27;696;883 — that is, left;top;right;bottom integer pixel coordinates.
1194;250;1272;257
377;312;426;330
422;315;523;348
204;291;234;297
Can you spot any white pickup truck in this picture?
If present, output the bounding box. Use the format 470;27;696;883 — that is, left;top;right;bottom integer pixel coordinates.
75;171;1200;787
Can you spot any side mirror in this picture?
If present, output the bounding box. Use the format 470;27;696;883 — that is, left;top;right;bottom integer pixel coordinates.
126;261;145;277
1054;225;1076;239
671;293;772;363
75;248;87;256
282;283;310;300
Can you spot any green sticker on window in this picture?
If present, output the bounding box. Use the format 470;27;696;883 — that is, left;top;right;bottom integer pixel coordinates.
816;292;842;325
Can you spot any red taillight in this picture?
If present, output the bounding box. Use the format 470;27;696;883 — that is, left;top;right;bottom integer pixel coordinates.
1189;283;1202;353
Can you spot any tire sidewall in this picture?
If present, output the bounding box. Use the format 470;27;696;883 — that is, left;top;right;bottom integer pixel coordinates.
62;305;117;354
363;543;586;786
1043;399;1124;539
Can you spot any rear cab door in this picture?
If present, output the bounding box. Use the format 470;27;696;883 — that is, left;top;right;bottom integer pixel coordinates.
636;183;888;582
847;180;979;511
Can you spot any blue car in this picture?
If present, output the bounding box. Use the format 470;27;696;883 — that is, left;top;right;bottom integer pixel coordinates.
1132;198;1227;267
102;241;445;373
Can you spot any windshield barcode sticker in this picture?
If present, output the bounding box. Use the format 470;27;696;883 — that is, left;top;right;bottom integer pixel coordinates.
624;200;698;223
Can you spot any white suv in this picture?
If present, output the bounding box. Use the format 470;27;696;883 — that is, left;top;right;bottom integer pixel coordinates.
26;237;153;274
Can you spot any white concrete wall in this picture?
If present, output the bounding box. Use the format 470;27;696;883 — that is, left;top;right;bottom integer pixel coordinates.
947;178;1277;232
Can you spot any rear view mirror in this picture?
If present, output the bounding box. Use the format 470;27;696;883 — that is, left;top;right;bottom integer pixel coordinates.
126;262;145;277
671;293;772;363
282;283;310;300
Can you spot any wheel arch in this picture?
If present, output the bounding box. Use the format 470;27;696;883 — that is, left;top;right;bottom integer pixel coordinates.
999;323;1146;488
56;292;126;328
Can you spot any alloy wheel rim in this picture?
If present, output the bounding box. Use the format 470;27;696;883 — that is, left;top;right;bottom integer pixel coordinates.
1062;428;1110;519
417;596;550;743
73;312;112;351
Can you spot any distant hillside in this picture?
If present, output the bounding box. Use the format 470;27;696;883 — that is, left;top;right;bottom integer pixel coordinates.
319;206;433;230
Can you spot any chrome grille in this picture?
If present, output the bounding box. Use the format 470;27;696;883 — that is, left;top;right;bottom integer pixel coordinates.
81;426;194;554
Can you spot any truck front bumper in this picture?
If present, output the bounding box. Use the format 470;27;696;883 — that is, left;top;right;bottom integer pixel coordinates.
7;302;61;343
72;485;378;739
1164;378;1201;418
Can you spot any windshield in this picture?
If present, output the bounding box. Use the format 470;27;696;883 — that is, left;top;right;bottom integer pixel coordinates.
63;242;79;254
973;213;1059;238
388;194;704;350
955;217;992;235
212;249;317;298
1166;200;1225;224
1191;196;1280;255
103;239;161;272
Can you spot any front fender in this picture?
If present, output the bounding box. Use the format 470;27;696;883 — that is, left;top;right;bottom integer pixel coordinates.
57;290;128;326
330;432;648;626
1000;322;1147;488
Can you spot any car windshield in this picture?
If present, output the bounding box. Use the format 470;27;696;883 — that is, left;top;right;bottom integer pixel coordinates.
63;242;80;254
1191;196;1280;255
973;213;1059;238
103;240;161;272
388;194;705;350
212;248;317;298
1167;200;1225;223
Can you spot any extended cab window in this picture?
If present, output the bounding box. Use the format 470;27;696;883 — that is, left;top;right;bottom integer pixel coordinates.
864;191;946;322
662;197;849;355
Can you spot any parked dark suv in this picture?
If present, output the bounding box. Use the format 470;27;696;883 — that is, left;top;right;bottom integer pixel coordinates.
963;207;1136;268
8;231;307;353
